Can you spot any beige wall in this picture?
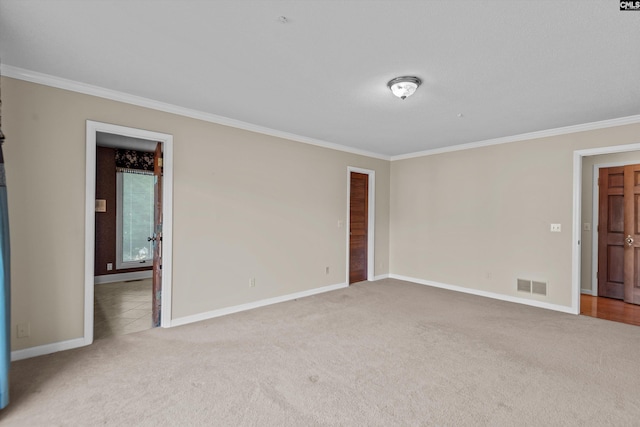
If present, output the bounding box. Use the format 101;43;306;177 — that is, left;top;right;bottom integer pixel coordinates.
5;74;640;353
3;77;390;351
580;150;640;295
390;124;640;308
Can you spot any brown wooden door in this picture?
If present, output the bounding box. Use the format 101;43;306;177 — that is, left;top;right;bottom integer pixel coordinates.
152;143;163;327
598;166;625;299
598;164;640;304
624;164;640;304
349;172;368;284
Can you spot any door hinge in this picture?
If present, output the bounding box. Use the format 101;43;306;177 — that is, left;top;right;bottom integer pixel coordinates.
158;158;163;167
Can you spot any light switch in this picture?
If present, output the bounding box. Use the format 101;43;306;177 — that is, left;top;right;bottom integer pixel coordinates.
550;224;561;232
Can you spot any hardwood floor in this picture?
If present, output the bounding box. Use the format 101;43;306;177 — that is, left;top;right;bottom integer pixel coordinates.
580;293;640;326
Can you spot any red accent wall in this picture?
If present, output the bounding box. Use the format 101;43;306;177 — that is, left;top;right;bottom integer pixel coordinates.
94;147;152;276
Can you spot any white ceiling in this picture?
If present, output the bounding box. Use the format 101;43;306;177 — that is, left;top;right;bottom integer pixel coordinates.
1;0;639;157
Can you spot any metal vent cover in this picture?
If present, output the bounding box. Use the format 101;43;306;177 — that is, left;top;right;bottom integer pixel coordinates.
532;281;547;296
517;279;532;293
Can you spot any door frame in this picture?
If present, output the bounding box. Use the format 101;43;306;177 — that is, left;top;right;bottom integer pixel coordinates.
572;142;640;314
84;120;174;345
346;167;375;284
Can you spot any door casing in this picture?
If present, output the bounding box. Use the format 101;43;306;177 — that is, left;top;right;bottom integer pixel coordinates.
573;142;640;314
84;121;174;345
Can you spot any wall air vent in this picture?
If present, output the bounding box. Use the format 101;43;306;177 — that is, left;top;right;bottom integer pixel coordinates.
532;281;548;296
517;279;532;293
517;278;548;296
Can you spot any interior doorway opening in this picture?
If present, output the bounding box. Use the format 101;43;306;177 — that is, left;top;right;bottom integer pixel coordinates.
84;121;173;345
574;142;640;324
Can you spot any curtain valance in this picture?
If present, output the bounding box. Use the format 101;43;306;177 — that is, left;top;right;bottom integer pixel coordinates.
115;149;154;172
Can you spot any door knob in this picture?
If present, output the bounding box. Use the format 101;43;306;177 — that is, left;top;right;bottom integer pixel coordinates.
626;235;634;247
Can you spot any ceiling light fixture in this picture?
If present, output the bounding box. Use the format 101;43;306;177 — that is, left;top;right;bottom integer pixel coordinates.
387;76;421;100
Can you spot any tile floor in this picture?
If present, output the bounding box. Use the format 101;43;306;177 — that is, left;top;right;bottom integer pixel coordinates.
94;279;153;340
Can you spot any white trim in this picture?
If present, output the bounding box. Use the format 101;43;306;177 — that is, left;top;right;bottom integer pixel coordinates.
591;164;600;297
573;143;640;316
373;274;390;281
572;150;584;315
1;65;389;161
84;130;96;346
86;121;175;342
391;115;640;161
4;66;640;163
160;139;174;328
171;282;348;327
11;337;87;361
94;270;153;285
4;65;640;162
390;274;576;314
346;167;376;283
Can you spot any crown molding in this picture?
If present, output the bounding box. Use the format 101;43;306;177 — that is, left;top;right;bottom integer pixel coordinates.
0;65;391;161
391;114;640;161
3;65;638;163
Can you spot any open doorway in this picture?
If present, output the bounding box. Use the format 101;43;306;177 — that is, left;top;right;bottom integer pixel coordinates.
84;121;173;345
579;151;640;326
94;134;156;339
574;143;640;324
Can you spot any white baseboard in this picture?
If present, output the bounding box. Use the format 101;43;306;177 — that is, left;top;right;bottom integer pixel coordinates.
373;274;390;281
171;282;348;327
94;270;152;284
581;288;597;296
390;274;578;315
11;336;90;361
12;282;348;361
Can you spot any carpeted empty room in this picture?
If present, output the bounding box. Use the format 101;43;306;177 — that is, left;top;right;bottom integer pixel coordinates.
2;279;640;426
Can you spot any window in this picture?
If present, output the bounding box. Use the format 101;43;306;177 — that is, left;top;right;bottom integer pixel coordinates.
116;171;154;270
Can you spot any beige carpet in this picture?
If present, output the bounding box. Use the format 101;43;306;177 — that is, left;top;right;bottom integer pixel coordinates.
2;278;640;426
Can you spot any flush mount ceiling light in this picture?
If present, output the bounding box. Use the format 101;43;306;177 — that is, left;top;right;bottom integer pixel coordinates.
387;76;421;100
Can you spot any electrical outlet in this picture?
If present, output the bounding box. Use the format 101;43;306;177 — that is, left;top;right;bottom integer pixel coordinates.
550;224;561;232
17;322;30;339
107;263;113;271
250;278;256;287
